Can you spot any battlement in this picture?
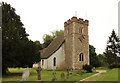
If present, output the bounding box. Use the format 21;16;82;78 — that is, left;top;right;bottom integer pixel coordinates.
64;16;89;27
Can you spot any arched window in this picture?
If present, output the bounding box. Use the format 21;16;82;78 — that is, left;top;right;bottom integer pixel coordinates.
42;60;44;65
53;57;56;66
79;53;84;61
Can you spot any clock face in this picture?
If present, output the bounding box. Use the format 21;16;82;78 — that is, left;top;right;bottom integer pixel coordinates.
78;35;85;42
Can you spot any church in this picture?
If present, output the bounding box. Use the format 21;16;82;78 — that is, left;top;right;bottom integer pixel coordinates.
40;16;89;70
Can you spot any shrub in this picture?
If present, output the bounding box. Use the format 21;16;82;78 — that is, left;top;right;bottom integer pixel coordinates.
83;64;93;72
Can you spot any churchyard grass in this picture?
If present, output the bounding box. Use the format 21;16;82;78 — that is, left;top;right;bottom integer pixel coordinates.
86;68;119;81
2;67;119;82
2;68;98;82
95;67;108;70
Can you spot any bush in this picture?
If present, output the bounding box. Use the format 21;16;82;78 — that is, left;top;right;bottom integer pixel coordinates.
83;64;93;72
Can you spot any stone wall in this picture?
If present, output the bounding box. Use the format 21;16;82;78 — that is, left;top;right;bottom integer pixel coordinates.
64;17;89;70
64;23;74;69
73;22;89;69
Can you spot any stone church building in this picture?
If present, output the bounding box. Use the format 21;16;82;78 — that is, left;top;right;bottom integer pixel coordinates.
40;16;89;70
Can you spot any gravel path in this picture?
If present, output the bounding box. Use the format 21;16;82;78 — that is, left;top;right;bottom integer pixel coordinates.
79;70;107;81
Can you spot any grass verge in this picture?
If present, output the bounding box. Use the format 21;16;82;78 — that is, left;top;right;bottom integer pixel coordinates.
2;68;97;82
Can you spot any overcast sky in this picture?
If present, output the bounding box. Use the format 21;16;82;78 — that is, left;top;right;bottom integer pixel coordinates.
2;0;120;54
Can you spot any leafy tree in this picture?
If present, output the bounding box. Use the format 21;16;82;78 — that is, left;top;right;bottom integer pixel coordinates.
42;34;53;48
2;2;40;74
97;53;106;66
104;30;120;68
2;2;29;74
21;40;40;67
34;40;42;50
42;30;64;48
89;45;101;67
51;30;64;38
2;2;28;41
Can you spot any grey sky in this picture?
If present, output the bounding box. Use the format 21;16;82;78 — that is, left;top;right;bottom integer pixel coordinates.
2;0;120;54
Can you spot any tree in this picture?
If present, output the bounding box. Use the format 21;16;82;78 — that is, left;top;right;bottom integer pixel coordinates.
42;30;64;48
2;2;40;74
42;34;53;48
2;2;28;41
97;53;106;66
2;2;29;74
104;30;120;68
51;30;64;38
34;40;42;50
89;45;101;67
21;40;40;67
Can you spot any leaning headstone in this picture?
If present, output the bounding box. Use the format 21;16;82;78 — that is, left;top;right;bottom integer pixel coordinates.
17;67;30;83
21;67;30;81
52;71;57;83
60;72;65;81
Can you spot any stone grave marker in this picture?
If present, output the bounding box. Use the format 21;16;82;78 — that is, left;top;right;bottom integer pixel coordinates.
21;67;30;81
69;72;72;79
33;62;43;83
66;68;70;79
52;71;57;82
60;72;65;81
17;67;30;83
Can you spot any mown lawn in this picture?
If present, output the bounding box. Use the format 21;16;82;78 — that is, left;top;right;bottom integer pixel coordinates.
87;68;119;81
95;67;109;70
2;68;97;82
2;67;119;83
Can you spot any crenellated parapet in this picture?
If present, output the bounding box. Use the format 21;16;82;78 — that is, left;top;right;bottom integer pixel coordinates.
64;16;89;27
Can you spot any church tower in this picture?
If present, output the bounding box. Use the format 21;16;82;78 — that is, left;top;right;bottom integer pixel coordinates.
64;17;89;70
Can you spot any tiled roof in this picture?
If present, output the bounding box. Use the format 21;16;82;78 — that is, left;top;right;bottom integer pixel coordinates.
40;48;47;54
40;34;65;59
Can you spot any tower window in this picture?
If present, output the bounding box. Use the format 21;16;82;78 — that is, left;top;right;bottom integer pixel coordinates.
79;53;84;61
53;57;56;66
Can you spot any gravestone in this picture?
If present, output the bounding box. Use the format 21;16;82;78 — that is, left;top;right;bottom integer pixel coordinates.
36;67;42;80
66;68;70;79
69;72;72;79
36;67;43;83
52;71;57;82
60;72;65;81
34;62;43;83
21;67;30;81
17;68;30;83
